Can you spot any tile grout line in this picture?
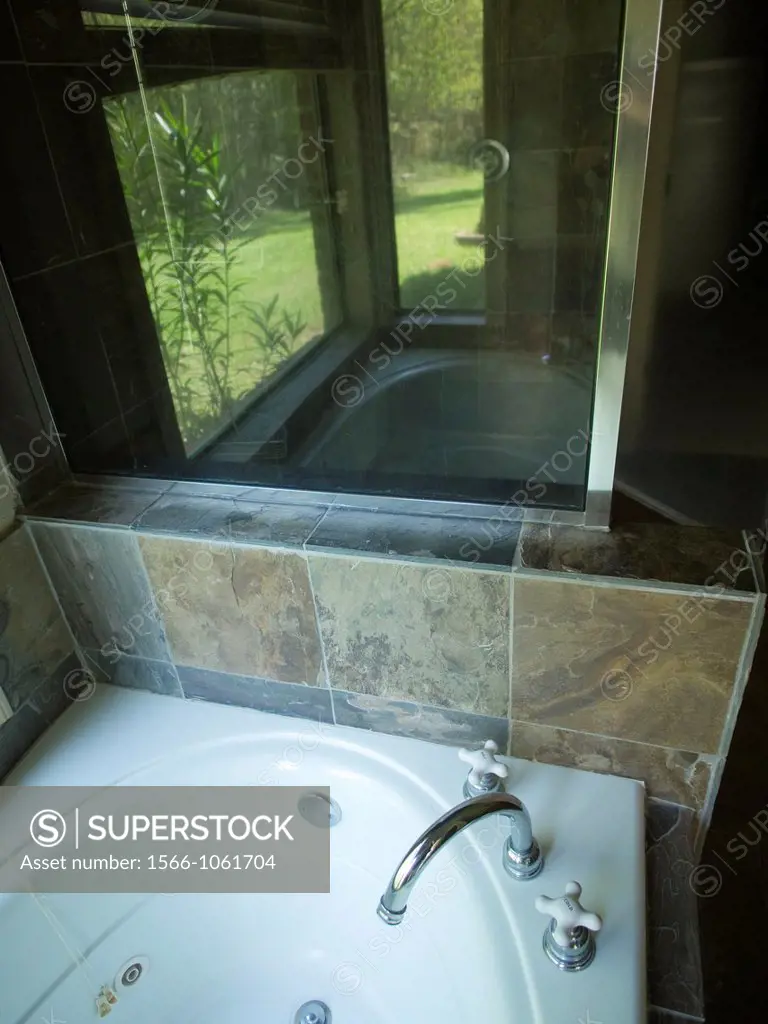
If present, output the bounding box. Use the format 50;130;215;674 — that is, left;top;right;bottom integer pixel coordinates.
695;756;727;859
716;593;765;760
742;526;767;594
647;1004;706;1023
130;489;168;530
24;521;91;688
696;594;767;851
514;565;758;602
303;551;335;724
697;592;765;852
507;570;515;757
127;529;183;696
302;505;333;549
509;715;723;759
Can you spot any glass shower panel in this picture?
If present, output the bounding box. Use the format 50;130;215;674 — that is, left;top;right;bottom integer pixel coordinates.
382;0;485;311
104;70;339;454
0;0;628;510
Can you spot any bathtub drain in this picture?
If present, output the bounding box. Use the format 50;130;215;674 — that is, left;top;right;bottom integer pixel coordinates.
294;1000;331;1024
298;791;341;828
121;964;142;986
114;955;149;991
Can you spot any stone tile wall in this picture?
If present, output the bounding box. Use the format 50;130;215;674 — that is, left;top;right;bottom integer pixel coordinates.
24;481;766;1023
0;524;83;778
25;487;764;841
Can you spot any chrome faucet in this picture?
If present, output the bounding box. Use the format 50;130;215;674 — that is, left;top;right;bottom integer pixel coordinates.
376;792;544;925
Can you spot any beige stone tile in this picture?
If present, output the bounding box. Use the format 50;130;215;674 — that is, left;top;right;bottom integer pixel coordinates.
139;536;324;685
309;555;510;717
512;575;753;752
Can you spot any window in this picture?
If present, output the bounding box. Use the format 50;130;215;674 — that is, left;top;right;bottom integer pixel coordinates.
0;0;625;509
105;70;340;452
382;0;485;310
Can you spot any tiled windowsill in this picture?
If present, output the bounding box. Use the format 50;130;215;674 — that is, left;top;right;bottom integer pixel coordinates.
22;478;765;594
24;478;526;570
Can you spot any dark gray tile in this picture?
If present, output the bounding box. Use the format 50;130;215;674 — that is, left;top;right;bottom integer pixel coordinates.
0;702;46;780
565;0;623;55
167;481;255;500
32;522;171;662
6;0;90;62
0;526;73;711
14;460;69;512
327;492;516;522
507;58;564;150
10;264;133;460
28;65;138;257
562;52;619;148
179;664;333;724
0;322;68;512
306;507;521;568
508;204;557;242
507;242;555;314
499;0;567;59
557;147;611;235
551;311;597;365
0;64;76;279
166;482;339;506
519;522;758;592
554;234;604;314
136;493;328;547
27;482;160;528
493;0;623;62
510;150;559;210
0;651;81;780
503;313;553;356
648;1010;703;1024
332;690;508;749
508;152;558;242
27;651;85;721
41;245;183;460
646;800;705;1019
83;649;182;698
0;1;23;62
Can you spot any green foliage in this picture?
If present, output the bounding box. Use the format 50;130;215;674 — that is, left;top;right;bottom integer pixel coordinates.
247;296;308;376
106;90;308;451
382;0;484;165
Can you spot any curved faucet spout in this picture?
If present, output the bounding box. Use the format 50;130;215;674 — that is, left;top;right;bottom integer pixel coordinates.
376;792;544;926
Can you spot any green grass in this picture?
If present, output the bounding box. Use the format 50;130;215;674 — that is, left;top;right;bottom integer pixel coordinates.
144;163;485;446
393;168;484;307
232;211;325;329
227;165;484;320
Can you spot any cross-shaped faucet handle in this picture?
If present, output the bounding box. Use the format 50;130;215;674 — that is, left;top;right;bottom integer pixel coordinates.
458;740;509;794
535;880;602;950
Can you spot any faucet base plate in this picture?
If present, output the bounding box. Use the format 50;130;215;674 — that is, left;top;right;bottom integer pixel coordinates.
542;927;597;971
502;838;544;880
376;900;407;926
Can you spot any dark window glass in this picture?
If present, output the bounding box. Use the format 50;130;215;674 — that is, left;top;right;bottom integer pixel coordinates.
105;70;340;452
0;0;624;509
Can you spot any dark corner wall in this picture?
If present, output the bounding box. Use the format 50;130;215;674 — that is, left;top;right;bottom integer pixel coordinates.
618;0;768;527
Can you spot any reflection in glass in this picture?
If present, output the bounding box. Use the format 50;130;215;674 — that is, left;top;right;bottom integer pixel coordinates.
106;70;338;452
1;0;626;509
382;0;485;310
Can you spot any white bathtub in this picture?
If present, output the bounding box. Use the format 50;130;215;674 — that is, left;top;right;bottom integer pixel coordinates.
1;686;646;1023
